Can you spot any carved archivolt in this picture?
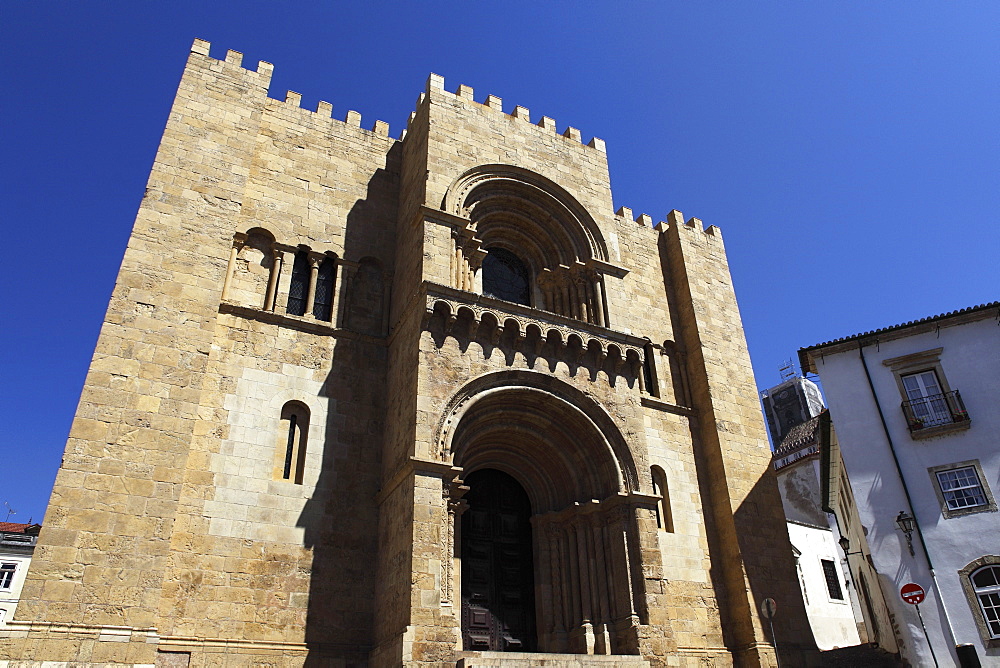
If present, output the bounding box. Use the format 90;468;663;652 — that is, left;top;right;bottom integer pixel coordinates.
433;369;640;509
437;369;649;654
441;165;614;326
444;164;608;263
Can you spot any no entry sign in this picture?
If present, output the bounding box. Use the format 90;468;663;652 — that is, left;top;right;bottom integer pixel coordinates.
900;583;925;605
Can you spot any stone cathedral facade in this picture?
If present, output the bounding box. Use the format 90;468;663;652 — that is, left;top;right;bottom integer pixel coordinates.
1;41;817;667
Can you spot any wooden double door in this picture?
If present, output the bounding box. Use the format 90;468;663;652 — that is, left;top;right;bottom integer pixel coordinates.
460;469;537;652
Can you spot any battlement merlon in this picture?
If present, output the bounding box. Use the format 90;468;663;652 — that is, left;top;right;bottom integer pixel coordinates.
612;207;723;239
653;209;724;241
191;38;273;87
423;72;605;152
188;39;392;136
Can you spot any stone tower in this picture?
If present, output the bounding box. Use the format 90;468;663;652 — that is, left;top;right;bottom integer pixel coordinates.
1;41;817;667
761;376;825;445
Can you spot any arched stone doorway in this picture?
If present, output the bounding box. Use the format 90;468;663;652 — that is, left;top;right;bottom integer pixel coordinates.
442;372;648;656
460;469;536;652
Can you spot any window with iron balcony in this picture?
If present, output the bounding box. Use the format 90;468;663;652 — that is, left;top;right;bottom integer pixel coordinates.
882;349;971;440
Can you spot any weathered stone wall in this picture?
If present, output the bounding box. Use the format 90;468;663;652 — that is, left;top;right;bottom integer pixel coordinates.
2;40;815;668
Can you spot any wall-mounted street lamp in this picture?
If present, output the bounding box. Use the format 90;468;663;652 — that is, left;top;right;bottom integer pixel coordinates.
837;535;864;557
895;511;916;556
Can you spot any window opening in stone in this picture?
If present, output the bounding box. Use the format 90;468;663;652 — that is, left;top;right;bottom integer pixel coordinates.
642;343;659;397
971;565;1000;638
650;466;673;532
275;401;309;484
313;256;336;321
283;414;297;479
286;251;310;316
461;468;536;652
821;559;844;600
482;248;530;307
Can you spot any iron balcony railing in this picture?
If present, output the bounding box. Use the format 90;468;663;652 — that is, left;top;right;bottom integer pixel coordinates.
902;390;970;432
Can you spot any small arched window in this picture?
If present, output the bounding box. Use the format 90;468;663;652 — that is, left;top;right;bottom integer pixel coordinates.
286;251;310;316
971;565;1000;639
275;401;309;484
650;466;674;533
482;247;530;306
313;255;337;321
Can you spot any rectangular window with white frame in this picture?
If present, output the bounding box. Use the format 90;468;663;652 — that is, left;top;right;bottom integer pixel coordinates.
928;460;997;519
0;563;15;590
901;370;951;426
820;559;844;600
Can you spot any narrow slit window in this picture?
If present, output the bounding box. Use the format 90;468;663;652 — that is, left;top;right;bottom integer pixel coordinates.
286;251;310;316
650;466;674;533
643;343;659;397
275;401;309;484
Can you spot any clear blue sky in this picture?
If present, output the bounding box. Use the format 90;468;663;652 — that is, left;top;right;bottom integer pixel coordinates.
3;2;997;523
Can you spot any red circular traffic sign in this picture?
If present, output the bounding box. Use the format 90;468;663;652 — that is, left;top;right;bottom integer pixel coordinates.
900;583;925;605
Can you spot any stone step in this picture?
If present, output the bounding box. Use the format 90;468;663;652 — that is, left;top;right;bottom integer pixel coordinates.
456;651;651;667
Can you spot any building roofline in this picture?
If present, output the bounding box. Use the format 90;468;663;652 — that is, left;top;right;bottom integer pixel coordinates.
798;301;999;373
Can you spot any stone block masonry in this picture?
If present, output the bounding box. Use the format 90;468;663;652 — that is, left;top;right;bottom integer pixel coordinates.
0;39;817;668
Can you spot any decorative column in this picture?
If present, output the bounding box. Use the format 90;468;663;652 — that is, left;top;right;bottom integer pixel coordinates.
306;254;320;317
560;271;572;319
608;503;642;655
451;227;484;293
537;270;556;313
636;351;647;394
455;245;466;290
591;271;605;327
221;232;246;302
264;248;284;311
573;272;589;323
442;478;469;606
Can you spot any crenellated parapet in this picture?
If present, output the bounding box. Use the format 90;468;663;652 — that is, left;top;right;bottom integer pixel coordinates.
189;39;396;138
423;73;606;152
615;206;724;241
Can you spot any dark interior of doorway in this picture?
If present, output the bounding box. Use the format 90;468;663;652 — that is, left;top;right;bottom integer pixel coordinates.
461;468;537;652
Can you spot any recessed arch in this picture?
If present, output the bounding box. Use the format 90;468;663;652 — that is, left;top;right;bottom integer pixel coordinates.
436;370;638;510
444;164;609;264
441;370;646;655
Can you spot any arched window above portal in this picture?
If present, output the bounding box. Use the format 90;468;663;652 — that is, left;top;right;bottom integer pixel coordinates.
444;165;616;326
481;247;531;307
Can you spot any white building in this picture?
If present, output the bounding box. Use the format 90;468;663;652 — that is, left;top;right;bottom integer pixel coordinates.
0;523;40;626
800;301;1000;667
765;377;865;651
774;422;863;651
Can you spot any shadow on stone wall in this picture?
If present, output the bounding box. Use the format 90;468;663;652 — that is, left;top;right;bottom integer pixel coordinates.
297;146;400;667
735;471;819;665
